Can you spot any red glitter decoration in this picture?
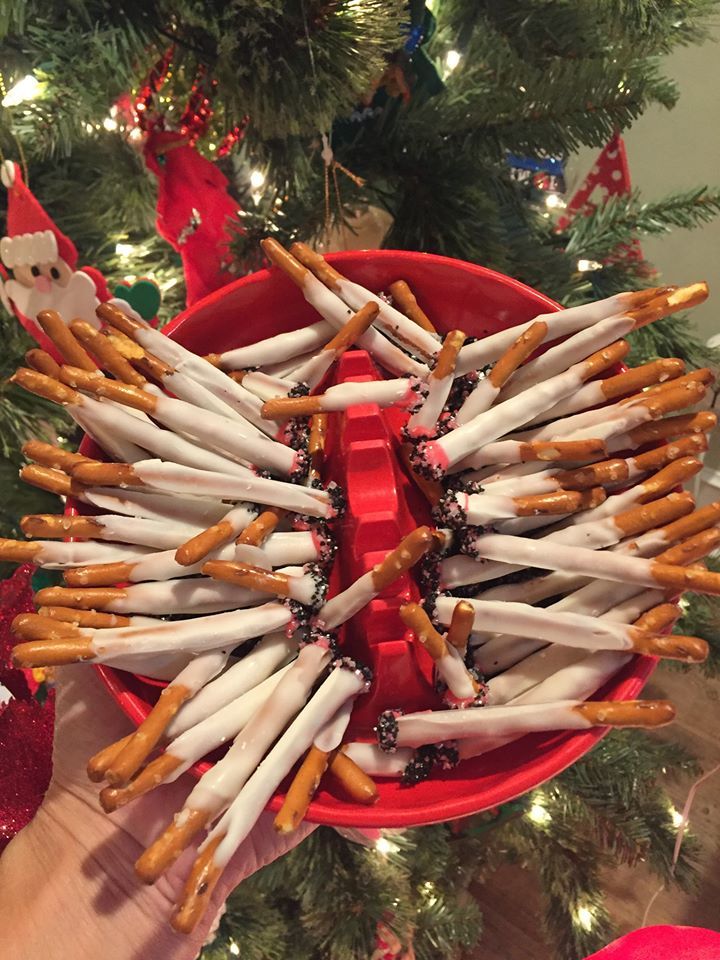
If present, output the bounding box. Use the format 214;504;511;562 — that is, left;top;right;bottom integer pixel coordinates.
0;564;55;850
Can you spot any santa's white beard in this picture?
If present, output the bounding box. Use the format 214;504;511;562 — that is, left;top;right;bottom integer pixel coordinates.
4;269;101;328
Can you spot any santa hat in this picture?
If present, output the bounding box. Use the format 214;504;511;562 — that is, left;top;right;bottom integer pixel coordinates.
0;160;77;270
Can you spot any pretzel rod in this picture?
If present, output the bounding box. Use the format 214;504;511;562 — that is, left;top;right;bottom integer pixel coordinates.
453;286;675;376
610;411;717;452
261;240;428;377
36;309;98;371
104;648;230;786
137;643;330;884
445;600;475;657
388;280;437;334
627;281;708;327
274;745;336;833
167;631;298;738
13;612;85;641
60;365;299;477
400;603;479;704
83;485;231;525
72;459;335;519
101;326;172;381
463;532;720;597
290;242;440;362
203;560;326;608
25;348;62;378
22;439;92;475
291;301;380;389
214;320;335;370
100;663;296;811
626;367;714;402
456;321;548;425
406;330;466;438
476;457;629;499
445;487;605;527
20;463;83;498
174;503;270;566
61;527;318;588
500;315;635;401
523;358;686;427
316;526;438;630
0;537;153;568
416;340;628;478
69;320;147;386
37;606;128;629
634;601;681;633
262;376;426;419
452;436;609;472
173;663;370;931
12;602;294;667
327;748;379;802
21;513;204;550
98;304;280;438
628;434;709;479
382;699;676;752
228;368;298;399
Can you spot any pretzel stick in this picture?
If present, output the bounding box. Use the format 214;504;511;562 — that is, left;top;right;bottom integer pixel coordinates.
20;463;82;498
104;648;230;785
79;484;231;526
416;340;628;478
13;612;84;641
454;285;676;376
307;414;327;485
631;367;714;401
37;606;132;628
171;662;368;932
633;602;681;633
25;348;62;378
500;314;635;401
174;503;270;567
36;309;97;371
445;600;475;657
343;742;414;777
261;239;428;377
21;513;203;550
212;320;334;371
327;748;379;803
290;301;379;389
405;330;466;438
12;602;294;667
626;281;708;326
87;734;136;782
136;643;330;884
290;242;440;362
523;358;686;426
262;377;425;419
22;440;91;474
316;527;438;631
610;411;717;452
274;745;336;834
475;457;629;498
227;369;298;399
203;561;326;608
444;487;605;526
72;459;335;519
388;280;437;334
456;321;547;425
0;537;153;568
101;326;172;382
400;603;480;704
70;320;146;386
400;443;443;505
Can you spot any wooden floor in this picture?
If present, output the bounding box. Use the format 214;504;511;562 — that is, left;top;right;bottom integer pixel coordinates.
469;667;720;958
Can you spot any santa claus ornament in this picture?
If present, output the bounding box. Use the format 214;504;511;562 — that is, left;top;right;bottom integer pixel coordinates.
0;160;153;357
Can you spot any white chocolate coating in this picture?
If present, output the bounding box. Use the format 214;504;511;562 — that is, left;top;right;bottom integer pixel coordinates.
314;698;354;753
455;293;626;376
218;320;334;369
89;602;293;659
239;370;298;401
315;569;376;631
524;380;605;427
395;699;591;748
405;373;453;437
74;514;203;550
160;368;260;425
168;631;298;737
83;487;230;525
475;469;559;498
169;648;229;694
103;577;266;615
71;403;146;464
210;664;367;867
343;742;414;777
455;375;498;426
318;378;419;411
436;644;478;701
131;460;333;519
31;540;153;568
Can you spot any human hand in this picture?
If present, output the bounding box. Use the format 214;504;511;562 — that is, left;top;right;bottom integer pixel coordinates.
0;664;314;960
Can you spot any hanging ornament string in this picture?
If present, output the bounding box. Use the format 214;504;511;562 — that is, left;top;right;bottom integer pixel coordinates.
641;759;720;926
0;71;30;186
321;132;366;240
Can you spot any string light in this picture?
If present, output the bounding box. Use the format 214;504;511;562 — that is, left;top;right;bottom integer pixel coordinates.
128;128;143;143
669;805;686;830
545;193;566;210
2;73;42;107
445;50;461;72
115;242;135;257
250;169;266;190
421;881;438;906
574;904;595;931
103;117;118;131
229;942;240;956
577;258;603;272
375;836;399;856
527;802;552;824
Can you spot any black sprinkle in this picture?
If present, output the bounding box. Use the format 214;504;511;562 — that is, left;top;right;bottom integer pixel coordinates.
376;709;402;753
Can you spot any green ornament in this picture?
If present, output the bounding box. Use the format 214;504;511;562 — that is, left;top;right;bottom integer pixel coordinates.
113;278;162;321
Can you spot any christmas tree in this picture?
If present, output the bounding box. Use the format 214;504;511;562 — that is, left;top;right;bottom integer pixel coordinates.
1;2;720;957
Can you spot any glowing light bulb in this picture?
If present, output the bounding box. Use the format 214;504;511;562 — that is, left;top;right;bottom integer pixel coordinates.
103;116;118;131
575;905;595;931
115;242;135;257
128;128;143;142
229;942;240;956
545;193;562;209
577;258;603;273
670;805;686;829
375;836;399;856
527;802;552;824
445;50;461;72
2;74;42;107
250;169;266;190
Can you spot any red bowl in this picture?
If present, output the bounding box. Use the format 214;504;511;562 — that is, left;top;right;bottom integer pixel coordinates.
90;250;655;827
